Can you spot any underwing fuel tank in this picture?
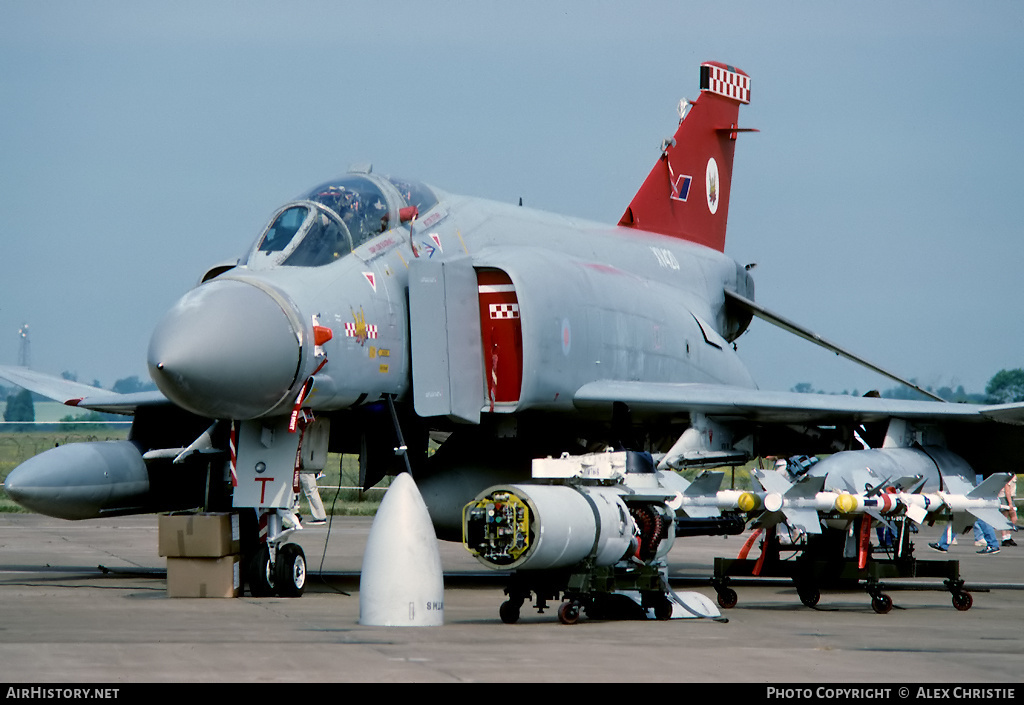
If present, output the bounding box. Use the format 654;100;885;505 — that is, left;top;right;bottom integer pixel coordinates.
806;446;972;494
463;484;639;570
3;441;150;520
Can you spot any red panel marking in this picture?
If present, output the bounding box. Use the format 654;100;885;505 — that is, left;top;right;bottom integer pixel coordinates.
477;269;523;407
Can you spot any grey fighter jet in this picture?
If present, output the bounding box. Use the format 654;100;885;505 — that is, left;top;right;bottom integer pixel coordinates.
3;62;1021;613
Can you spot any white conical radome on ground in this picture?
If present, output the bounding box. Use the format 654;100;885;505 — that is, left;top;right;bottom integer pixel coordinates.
359;472;444;626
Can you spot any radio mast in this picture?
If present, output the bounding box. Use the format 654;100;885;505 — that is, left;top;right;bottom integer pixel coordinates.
17;324;30;368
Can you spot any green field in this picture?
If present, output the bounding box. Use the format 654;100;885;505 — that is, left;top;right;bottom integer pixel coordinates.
0;430;129;513
0;428;760;517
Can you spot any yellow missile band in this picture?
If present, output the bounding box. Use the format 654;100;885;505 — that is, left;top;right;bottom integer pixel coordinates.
835;493;857;514
737;491;758;512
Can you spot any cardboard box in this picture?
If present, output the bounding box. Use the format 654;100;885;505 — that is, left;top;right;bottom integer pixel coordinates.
166;555;241;598
158;512;240;557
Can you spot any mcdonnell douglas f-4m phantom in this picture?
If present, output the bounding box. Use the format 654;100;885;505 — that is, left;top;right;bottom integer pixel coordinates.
2;62;1021;618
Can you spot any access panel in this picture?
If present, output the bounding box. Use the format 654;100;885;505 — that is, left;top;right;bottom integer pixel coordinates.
477;269;523;410
409;257;485;423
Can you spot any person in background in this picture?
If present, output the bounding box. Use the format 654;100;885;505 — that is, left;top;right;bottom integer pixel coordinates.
1001;475;1017;547
299;471;327;526
930;521;1000;554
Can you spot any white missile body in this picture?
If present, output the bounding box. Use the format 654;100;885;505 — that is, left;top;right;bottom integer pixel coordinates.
675;468;1013;537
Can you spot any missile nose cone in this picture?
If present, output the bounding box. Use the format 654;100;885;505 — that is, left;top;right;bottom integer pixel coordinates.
148;279;304;419
360;473;444;626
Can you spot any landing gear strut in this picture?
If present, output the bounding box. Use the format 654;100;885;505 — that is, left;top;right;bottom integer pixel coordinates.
242;509;306;598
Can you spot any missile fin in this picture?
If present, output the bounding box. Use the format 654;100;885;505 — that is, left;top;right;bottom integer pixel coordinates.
784;475;825;499
751;511;784;530
752;469;790;495
969;472;1012;500
893;475;927;494
782;508;822;534
968;507;1014;532
684;470;725;496
864;507;897;534
943;475;974;495
903;503;928;524
952;513;975;535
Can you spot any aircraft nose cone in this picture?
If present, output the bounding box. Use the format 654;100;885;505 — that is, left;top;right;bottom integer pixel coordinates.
148;279;304;419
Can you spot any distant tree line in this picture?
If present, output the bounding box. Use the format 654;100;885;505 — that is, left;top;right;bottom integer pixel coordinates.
985;369;1024;404
2;388;35;431
792;368;1024;404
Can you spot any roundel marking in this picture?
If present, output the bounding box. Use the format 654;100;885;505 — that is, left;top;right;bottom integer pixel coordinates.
705;157;720;215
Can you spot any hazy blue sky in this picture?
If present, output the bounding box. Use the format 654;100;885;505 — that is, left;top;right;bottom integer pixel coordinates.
2;1;1022;396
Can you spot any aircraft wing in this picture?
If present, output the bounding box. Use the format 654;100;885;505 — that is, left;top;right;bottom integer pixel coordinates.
573;380;1024;426
0;365;168;415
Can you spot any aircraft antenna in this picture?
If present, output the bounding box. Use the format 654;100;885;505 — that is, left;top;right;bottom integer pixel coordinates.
17;323;30;368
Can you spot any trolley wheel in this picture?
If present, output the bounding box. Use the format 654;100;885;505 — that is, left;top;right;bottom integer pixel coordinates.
246;545;275;597
557;601;581;625
274;543;306;597
499;600;521;624
717;587;738;609
871;593;893;614
653;597;674;621
798;587;820;608
952;591;974;612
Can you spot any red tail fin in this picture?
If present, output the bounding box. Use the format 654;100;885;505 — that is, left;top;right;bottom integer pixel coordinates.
619;62;753;252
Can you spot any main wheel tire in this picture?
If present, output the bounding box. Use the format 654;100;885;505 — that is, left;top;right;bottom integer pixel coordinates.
246;545;275;597
274;543;306;598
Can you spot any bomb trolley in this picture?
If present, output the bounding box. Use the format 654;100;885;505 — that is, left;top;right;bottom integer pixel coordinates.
711;520;972;614
463;451;687;624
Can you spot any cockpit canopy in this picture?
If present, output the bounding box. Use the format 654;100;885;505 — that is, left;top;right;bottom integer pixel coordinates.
246;172;438;269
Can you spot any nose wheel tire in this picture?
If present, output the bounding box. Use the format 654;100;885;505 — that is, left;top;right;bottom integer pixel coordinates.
274;543;306;598
246;545;275;597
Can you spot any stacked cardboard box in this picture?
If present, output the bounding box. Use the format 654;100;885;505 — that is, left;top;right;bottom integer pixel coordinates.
159;513;241;598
